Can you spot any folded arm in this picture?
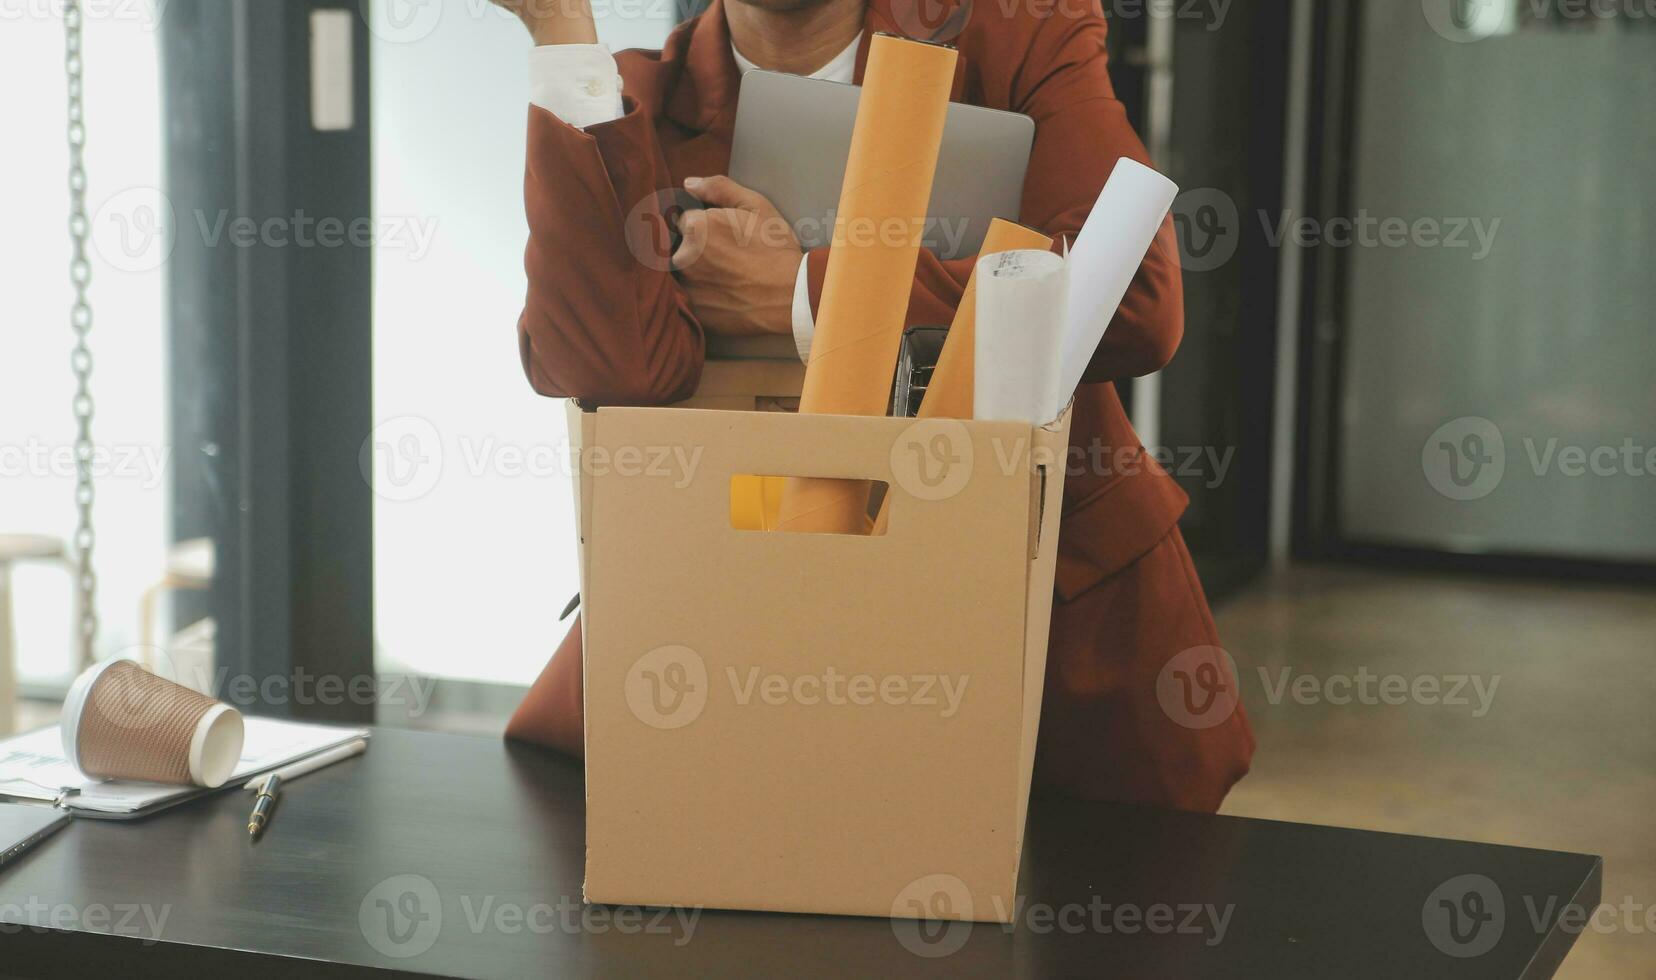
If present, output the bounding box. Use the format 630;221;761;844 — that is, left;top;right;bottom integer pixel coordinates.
509;6;707;406
519;101;706;405
507;3;707;404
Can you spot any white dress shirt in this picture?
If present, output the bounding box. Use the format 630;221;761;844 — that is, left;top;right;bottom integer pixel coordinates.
528;35;863;363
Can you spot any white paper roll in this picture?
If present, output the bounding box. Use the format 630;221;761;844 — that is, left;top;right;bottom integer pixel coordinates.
1058;158;1179;418
974;249;1070;425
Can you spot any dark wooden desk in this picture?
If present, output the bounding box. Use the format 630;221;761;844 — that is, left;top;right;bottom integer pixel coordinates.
0;728;1599;978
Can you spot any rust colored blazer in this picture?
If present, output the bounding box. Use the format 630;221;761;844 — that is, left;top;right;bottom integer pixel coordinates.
506;0;1254;812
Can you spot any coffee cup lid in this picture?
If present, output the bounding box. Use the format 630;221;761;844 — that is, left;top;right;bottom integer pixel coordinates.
60;658;125;770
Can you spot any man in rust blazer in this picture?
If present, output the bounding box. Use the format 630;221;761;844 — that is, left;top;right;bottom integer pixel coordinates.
499;0;1254;811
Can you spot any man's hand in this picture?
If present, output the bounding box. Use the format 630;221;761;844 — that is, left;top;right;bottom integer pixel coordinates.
672;176;801;338
491;0;598;45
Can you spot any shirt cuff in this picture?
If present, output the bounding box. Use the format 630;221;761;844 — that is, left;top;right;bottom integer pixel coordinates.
528;44;624;131
791;252;815;363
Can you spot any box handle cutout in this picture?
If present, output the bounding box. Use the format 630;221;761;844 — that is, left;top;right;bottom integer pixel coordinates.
1029;464;1049;560
730;475;891;536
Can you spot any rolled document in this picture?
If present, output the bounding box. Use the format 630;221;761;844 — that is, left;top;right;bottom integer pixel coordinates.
731;473;783;531
920;218;1054;421
871;221;1053;535
777;33;959;535
1057;158;1179;416
974;250;1071;425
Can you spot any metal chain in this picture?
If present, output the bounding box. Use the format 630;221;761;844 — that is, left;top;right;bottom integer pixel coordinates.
65;0;100;667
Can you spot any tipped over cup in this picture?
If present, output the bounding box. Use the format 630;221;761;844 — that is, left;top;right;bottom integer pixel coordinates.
62;659;245;788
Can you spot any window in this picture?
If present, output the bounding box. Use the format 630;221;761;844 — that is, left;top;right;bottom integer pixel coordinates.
368;1;675;686
0;11;171;693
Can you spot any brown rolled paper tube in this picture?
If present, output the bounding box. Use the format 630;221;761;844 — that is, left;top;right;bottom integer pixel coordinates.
919;219;1055;421
868;219;1055;535
63;660;245;787
776;33;960;536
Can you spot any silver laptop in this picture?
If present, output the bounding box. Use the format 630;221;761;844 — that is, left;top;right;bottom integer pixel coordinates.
729;70;1034;261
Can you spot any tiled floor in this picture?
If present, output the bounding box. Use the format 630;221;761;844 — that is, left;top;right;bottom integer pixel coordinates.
1213;564;1656;978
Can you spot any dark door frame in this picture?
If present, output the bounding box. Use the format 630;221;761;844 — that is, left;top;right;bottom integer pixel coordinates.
162;0;376;722
1155;1;1293;601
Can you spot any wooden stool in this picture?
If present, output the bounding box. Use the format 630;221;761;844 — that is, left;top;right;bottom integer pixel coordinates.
139;537;215;670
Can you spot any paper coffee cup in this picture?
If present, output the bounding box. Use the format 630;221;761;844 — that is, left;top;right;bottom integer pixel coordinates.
62;659;245;788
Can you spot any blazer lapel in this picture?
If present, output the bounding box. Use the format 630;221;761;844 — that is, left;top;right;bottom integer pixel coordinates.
664;0;743;142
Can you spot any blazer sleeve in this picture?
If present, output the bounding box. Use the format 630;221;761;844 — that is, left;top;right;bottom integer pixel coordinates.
803;13;1183;384
517;100;706;406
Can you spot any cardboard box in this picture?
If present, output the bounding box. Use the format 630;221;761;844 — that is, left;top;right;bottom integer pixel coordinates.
569;401;1071;922
679;352;805;412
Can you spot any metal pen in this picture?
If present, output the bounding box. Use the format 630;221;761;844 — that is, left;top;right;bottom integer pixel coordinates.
247;773;281;839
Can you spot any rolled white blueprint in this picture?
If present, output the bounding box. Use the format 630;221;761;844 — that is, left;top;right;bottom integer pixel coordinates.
974;249;1070;425
1058;158;1180;417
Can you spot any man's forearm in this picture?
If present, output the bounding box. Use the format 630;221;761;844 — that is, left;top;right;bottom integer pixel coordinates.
502;0;599;45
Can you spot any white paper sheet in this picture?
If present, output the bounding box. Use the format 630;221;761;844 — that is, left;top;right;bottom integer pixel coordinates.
0;718;369;815
974;249;1070;425
0;728;84;804
1058;158;1179;417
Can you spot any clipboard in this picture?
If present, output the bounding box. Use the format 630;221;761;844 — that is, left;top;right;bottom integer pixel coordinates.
0;718;369;820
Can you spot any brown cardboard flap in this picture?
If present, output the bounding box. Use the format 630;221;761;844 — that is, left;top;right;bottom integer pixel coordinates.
1016;408;1072;847
586;408;1035;546
687;358;805;401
